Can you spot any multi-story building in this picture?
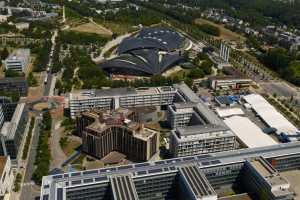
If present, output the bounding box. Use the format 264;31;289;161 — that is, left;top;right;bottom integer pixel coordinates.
0;103;28;165
209;76;252;91
78;108;159;162
0;96;17;121
168;84;236;157
242;157;294;200
0;156;13;199
170;125;236;157
3;49;30;72
69;86;177;118
40;142;300;200
0;105;4;129
0;77;28;97
167;103;195;129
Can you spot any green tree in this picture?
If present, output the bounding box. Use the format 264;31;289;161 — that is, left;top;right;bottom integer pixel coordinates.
188;68;205;79
1;47;9;60
197;24;220;37
5;69;23;77
27;72;38;87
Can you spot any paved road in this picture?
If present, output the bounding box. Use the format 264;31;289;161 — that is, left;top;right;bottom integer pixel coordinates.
20;117;42;200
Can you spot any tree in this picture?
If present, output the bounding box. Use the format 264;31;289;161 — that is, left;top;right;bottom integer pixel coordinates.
5;69;23;77
197;24;220;37
188;68;205;79
1;47;9;60
55;79;63;94
27;72;38;87
200;60;213;75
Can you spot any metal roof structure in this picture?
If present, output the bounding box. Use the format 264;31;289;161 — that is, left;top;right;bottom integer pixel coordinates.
100;27;188;76
224;116;277;148
242;94;299;137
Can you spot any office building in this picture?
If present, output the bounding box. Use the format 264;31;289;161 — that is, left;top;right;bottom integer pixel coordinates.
0;77;28;97
0;96;17;121
168;84;236;157
3;49;30;72
0;105;4;129
0;156;13;199
167;102;196;129
241;157;294;200
0;103;28;165
40;142;300;200
69;86;177;118
78;108;159;162
210;76;252;91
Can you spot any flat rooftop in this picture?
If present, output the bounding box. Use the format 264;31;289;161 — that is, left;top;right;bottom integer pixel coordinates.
40;142;300;200
6;48;30;60
243;94;299;135
224;116;277;148
70;86;176;100
176;124;229;137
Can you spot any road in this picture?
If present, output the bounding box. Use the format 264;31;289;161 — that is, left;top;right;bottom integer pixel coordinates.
19;117;42;200
44;29;58;96
20;27;59;200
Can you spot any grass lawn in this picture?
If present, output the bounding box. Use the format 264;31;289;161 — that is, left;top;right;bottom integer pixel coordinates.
195;18;246;42
70;22;112;37
61;136;81;157
95;19;138;35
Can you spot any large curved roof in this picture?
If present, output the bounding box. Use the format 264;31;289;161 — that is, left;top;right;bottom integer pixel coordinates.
101;49;183;76
100;27;187;76
118;27;185;54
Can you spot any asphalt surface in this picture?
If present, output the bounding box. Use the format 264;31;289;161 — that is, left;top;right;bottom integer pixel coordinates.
20;117;42;200
43;72;53;96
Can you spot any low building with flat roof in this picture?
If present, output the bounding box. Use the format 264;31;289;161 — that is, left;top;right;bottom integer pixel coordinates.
210;76;252;91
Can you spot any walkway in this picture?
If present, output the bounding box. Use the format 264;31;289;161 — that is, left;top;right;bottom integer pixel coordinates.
49;119;67;170
92;33;131;63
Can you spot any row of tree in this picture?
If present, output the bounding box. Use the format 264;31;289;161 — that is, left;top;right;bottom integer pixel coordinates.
259;48;300;86
32;111;52;185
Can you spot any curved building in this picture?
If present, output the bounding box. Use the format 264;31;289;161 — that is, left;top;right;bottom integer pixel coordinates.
100;27;190;76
